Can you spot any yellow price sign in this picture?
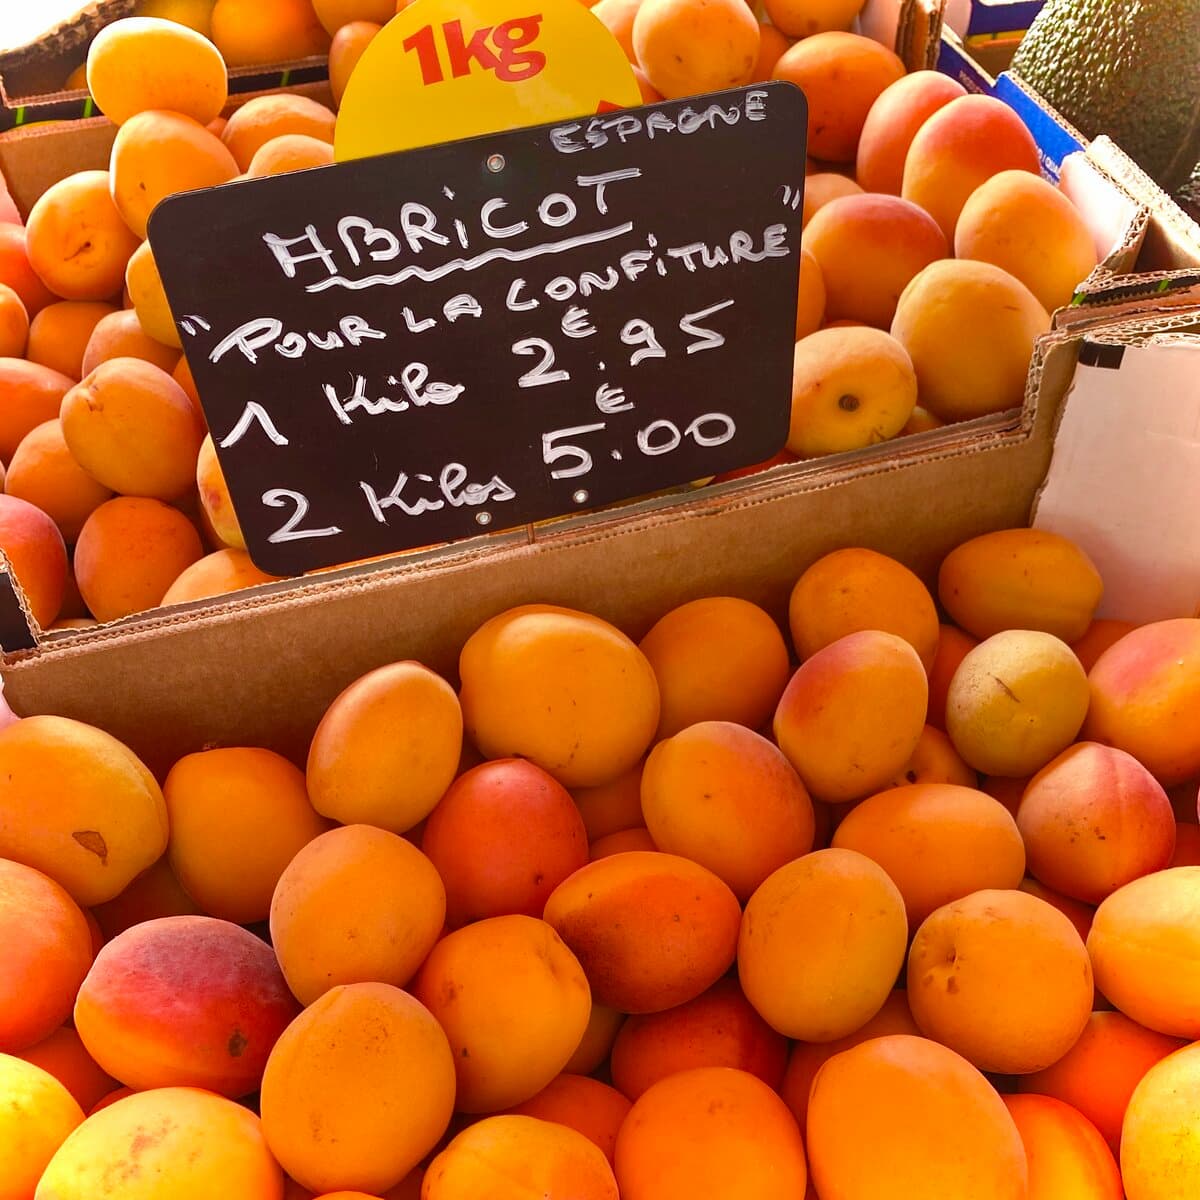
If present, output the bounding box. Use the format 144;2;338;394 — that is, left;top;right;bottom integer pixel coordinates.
334;0;642;161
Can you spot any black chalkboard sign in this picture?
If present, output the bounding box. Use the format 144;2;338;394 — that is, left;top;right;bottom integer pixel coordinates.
149;83;807;575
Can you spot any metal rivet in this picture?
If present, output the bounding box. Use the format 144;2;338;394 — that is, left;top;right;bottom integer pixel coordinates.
573;489;589;504
486;153;505;173
475;511;492;525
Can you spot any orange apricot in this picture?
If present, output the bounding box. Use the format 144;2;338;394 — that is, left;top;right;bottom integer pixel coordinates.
808;1034;1026;1199
773;629;928;803
565;1004;625;1074
27;300;117;380
1018;877;1095;943
247;133;336;177
592;0;640;61
795;247;826;339
610;976;788;1100
1002;1093;1122;1200
125;238;181;348
211;0;332;67
630;66;662;103
0;859;93;1053
38;1085;283;1199
460;605;659;788
92;855;200;939
74;496;204;621
16;1025;118;1113
739;848;907;1040
633;0;758;99
136;0;217;36
1071;618;1137;673
908;888;1093;1073
507;1074;632;1164
195;432;244;548
222;94;338;171
25;171;140;302
641;721;814;900
270;823;445;1005
570;762;644;841
1122;1042;1200;1200
801;172;863;228
889;724;978;787
0;1053;84;1199
425;1114;618;1200
86;17;228;126
306;660;462;831
312;0;394;32
162;548;281;604
928;623;978;728
763;0;863;37
81;307;181;376
0;492;68;628
591;827;656;858
1173;821;1200;866
772;32;905;162
421;758;588;927
616;1067;805;1200
0;223;57;318
0;357;76;462
750;21;790;81
544;851;740;1013
0;283;29;357
412;915;591;1112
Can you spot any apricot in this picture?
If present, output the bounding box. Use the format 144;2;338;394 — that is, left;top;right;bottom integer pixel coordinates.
909;888;1093;1073
422;758;587;927
25;171;140;302
639;596;789;738
270;824;445;1004
17;1026;118;1113
592;0;640;62
1018;877;1095;943
641;721;813;900
610;976;787;1100
0;357;75;462
86;17;227;127
794;247;826;339
789;546;939;669
890;724;978;787
0;283;27;358
779;990;919;1132
425;1115;618;1200
833;783;1024;925
0;492;68;628
137;0;217;35
110;111;239;241
1086;619;1200;786
570;762;644;841
772;32;905;162
763;0;862;36
631;67;663;103
902;405;944;435
801;172;863;228
1002;1093;1122;1200
632;0;758;100
223;94;338;172
0;224;57;317
543;851;740;1013
460;605;659;788
0;860;92;1053
565;1004;625;1074
37;1085;283;1199
307;660;462;831
125;238;180;348
805;194;949;328
750;21;790;81
615;1067;807;1200
247;134;336;178
412;915;590;1112
196;433;244;548
1123;1042;1200;1200
27;300;117;380
1071;618;1137;673
0;1054;83;1200
1173;822;1200;866
6;420;110;544
81;307;180;376
211;0;332;67
74;496;204;621
857;70;968;193
1022;1010;1185;1152
75;915;299;1095
92;855;200;939
956;170;1099;312
590;827;656;857
162;548;281;604
946;630;1091;777
774;629;928;803
507;1074;631;1163
891;259;1049;421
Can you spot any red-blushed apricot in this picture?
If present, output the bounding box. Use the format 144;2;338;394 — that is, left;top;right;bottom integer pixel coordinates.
1086;619;1200;786
425;1114;618;1200
739;848;907;1040
0;282;28;358
808;1034;1026;1199
1002;1093;1122;1200
26;300;116;380
1022;1010;1185;1152
164;747;328;924
1018;878;1095;943
788;547;940;669
81;307;182;376
802;172;864;228
74;915;299;1096
37;1085;283;1199
630;66;662;103
543;852;740;1014
461;605;659;787
6;419;113;543
908;888;1093;1073
74;496;204;622
260;983;454;1195
1019;743;1175;903
1122;1042;1200;1200
638;596;790;738
779;990;920;1132
506;1074;631;1164
632;0;759;101
25;171;140;302
641;721;814;900
1071;618;1138;673
889;724;978;787
306;661;462;832
16;1025;118;1113
412;915;591;1112
1087;866;1200;1037
565;1004;624;1075
270;824;445;1005
928;623;978;730
0;492;68;628
570;763;644;841
421;758;587;927
195;432;243;548
222;94;337;171
833;783;1025;926
591;827;656;858
610;976;788;1100
0;715;167;907
87;1085;134;1115
0;358;75;464
773;630;929;803
0;1053;84;1198
92;855;199;939
615;1067;806;1200
161;548;282;604
0;860;93;1053
0;224;56;318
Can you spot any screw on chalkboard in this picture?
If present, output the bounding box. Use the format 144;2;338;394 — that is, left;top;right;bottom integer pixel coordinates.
476;512;493;525
486;154;505;173
573;489;589;504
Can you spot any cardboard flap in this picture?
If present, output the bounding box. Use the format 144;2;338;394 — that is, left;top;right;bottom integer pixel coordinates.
0;551;41;653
